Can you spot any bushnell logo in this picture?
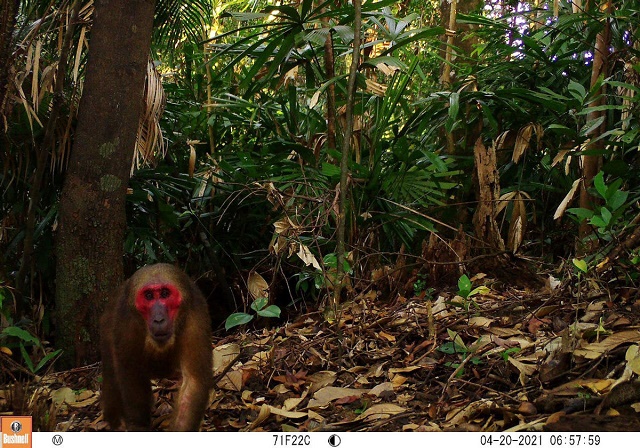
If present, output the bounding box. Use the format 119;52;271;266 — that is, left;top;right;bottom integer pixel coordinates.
1;416;32;448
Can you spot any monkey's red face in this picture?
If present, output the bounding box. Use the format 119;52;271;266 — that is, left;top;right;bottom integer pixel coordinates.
135;283;182;344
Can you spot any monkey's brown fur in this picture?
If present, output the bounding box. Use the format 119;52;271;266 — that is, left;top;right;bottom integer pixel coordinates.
100;264;213;431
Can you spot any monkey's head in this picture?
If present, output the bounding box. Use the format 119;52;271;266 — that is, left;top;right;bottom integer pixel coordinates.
131;264;185;346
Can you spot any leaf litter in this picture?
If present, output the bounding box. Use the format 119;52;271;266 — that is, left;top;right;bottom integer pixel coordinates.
6;275;640;432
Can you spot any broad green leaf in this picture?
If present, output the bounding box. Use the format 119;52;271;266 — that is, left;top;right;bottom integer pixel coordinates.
225;313;254;331
322;253;351;273
323;253;338;268
573;258;588;273
600;207;612;226
437;341;467;355
566;208;594;222
257;305;281;318
458;275;471;296
363;55;408;71
589;216;607;228
593;172;607;198
2;326;39;345
264;5;301;22
251;297;269;312
469;286;490;297
500;88;567;112
587;75;606;99
605;178;623;200
607;190;628;212
568;80;586;102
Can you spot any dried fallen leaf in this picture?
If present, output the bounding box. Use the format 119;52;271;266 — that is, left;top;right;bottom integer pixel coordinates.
625;345;640;375
273;370;308;390
517;401;537;416
378;331;396;342
307;387;365;408
66;390;98;408
246;349;273;369
508;357;536;385
267;405;308;419
335;395;360;405
244;404;271;431
51;387;77;406
217;370;243;391
574;330;640;359
447;399;496;425
307;371;337;394
388;366;421;374
549;378;614;396
390;375;407;387
213;343;240;375
468;316;493;327
370;382;394;396
283;397;303;411
528;317;549;334
355;403;406;421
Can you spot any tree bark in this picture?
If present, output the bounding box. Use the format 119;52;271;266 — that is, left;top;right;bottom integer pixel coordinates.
472;138;505;251
56;0;156;368
0;0;19;117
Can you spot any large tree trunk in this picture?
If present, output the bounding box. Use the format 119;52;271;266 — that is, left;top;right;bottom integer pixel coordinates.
56;0;156;368
0;0;19;117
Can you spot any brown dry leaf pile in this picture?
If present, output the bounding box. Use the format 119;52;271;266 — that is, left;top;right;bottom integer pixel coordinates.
5;275;640;432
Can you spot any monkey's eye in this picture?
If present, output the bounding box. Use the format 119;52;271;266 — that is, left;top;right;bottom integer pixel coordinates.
160;287;171;299
144;291;154;301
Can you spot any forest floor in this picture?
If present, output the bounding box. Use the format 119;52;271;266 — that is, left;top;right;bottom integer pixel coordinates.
6;270;640;432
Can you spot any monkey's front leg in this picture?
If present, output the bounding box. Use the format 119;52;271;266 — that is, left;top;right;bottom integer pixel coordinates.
171;372;210;431
118;370;153;431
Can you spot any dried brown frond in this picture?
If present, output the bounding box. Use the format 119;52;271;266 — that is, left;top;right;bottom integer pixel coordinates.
133;59;166;172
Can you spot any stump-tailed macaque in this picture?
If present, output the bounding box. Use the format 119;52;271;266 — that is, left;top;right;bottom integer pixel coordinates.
100;264;213;431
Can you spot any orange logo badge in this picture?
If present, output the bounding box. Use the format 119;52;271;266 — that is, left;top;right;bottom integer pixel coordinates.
1;416;32;448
